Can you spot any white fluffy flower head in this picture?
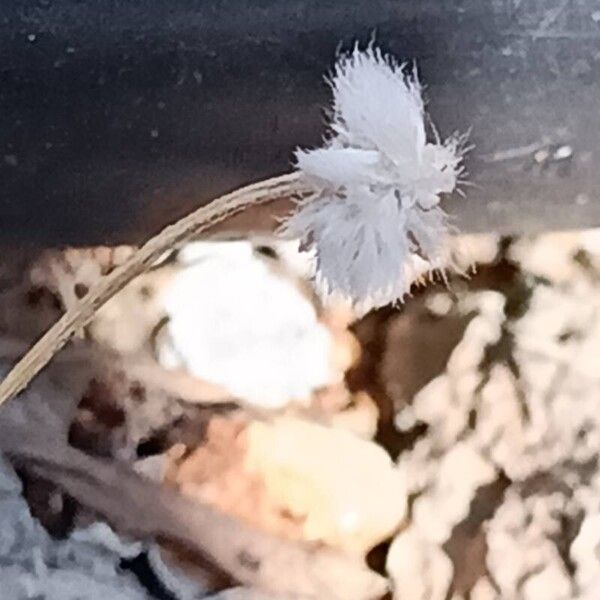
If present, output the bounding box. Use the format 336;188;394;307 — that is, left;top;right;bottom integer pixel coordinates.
281;45;467;310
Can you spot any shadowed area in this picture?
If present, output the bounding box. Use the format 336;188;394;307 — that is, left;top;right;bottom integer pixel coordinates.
1;0;599;246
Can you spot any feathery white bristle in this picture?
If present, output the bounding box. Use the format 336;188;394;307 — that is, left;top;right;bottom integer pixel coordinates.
281;44;466;310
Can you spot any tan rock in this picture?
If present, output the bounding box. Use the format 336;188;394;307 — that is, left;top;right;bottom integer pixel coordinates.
386;526;453;600
245;416;407;556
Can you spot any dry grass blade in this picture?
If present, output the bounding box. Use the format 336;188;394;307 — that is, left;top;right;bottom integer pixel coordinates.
0;172;307;407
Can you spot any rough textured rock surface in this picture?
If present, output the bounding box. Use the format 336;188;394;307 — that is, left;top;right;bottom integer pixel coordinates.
3;230;600;600
381;231;600;600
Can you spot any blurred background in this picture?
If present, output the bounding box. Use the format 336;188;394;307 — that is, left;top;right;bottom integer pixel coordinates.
1;0;600;245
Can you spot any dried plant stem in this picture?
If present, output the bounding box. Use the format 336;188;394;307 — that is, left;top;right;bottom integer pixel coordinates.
2;433;386;600
0;172;306;407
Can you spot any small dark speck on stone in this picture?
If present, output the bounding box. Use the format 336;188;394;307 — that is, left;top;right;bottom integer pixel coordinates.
139;285;154;300
74;283;89;299
237;550;261;572
254;245;279;260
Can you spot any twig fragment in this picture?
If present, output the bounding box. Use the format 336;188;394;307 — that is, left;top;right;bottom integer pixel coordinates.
1;433;387;600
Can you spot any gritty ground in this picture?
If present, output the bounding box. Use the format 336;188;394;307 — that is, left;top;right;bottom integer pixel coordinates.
2;231;600;600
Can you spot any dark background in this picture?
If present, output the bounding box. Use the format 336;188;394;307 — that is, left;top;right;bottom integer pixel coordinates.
1;0;600;246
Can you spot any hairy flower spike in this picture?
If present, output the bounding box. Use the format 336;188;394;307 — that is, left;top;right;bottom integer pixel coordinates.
281;45;467;310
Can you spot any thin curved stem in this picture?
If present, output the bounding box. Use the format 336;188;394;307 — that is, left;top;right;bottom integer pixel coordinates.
0;172;307;407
